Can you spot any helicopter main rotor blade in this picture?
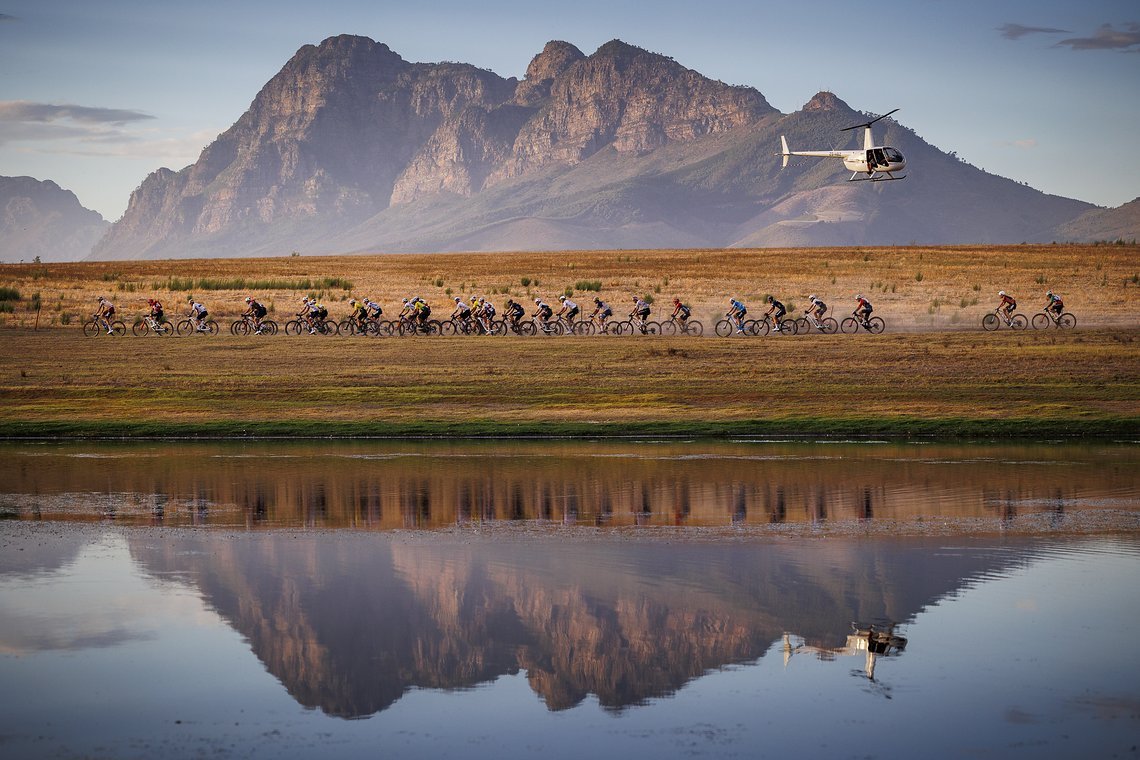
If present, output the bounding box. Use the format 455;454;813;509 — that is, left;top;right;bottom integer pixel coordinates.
840;108;899;132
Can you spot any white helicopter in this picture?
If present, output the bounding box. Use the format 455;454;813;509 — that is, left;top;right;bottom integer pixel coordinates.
780;108;906;181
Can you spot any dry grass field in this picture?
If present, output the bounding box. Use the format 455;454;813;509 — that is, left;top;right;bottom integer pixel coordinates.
1;245;1137;437
1;244;1138;331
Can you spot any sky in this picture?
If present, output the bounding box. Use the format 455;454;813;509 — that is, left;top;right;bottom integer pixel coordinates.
1;0;1138;222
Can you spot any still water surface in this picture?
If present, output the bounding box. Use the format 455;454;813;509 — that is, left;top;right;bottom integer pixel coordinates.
0;440;1137;758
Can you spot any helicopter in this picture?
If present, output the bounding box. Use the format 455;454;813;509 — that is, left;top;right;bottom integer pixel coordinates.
779;108;906;181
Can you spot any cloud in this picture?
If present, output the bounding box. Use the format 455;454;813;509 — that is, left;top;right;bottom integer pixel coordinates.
998;23;1071;40
0;100;155;126
1056;22;1140;51
0;13;18;22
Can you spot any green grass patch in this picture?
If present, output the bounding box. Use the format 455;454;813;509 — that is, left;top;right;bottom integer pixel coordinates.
154;276;353;291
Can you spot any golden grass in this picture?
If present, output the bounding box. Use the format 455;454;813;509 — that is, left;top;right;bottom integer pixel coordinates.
1;244;1138;331
1;326;1136;435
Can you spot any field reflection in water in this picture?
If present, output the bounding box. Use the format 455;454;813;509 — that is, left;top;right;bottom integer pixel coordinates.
1;439;1136;529
0;440;1137;758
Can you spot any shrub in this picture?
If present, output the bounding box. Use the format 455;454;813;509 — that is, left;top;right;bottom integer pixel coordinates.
574;280;602;292
0;287;19;301
915;272;924;282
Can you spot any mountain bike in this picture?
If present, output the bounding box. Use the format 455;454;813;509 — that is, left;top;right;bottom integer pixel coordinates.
714;316;754;337
83;316;126;337
754;313;797;336
176;317;219;336
981;309;1027;331
613;314;660;335
231;314;277;335
840;315;886;334
658;315;703;336
133;314;175;337
793;312;838;335
398;316;442;336
1031;309;1076;330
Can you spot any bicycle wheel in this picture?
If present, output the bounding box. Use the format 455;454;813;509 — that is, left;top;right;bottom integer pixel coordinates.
794;317;809;334
1058;313;1076;329
232;320;250;336
176;319;194;336
338;319;355;335
132;321;149;337
206;320;219;336
821;317;838;335
747;319;767;337
261;320;278;335
684;319;704;337
777;319;797;335
867;316;885;334
644;321;661;335
109;320;127;336
981;314;999;332
285;320;303;336
156;320;175;337
1010;314;1028;330
573;320;593;336
658;320;677;336
840;317;859;334
1031;313;1050;330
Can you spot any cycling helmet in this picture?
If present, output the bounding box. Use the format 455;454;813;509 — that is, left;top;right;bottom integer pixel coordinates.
1046;291;1053;297
534;298;541;304
188;296;194;302
594;297;602;304
454;297;461;303
401;298;409;304
809;294;817;302
999;291;1006;297
245;297;252;303
558;295;566;302
766;295;774;303
855;294;862;300
673;297;680;305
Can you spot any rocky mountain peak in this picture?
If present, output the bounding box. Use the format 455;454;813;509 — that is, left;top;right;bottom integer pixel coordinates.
516;40;585;105
803;91;849;112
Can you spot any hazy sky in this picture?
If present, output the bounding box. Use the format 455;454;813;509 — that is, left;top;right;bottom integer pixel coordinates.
2;0;1137;221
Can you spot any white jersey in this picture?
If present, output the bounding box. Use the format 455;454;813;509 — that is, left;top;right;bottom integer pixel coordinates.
563;299;578;311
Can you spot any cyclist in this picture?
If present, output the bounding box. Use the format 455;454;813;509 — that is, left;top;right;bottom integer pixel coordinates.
414;297;431;327
533;298;554;330
805;294;827;330
94;296;116;334
187;296;210;332
591;297;613;329
504;298;525;330
243;296;268;334
726;298;747;334
997;290;1017;320
671;297;692;328
558;295;579;331
451;296;473;329
1044;290;1064;319
477;296;497;334
296;297;314;331
146;297;165;326
363;297;383;321
630;297;651;333
853;294;874;328
764;295;787;332
348;298;368;333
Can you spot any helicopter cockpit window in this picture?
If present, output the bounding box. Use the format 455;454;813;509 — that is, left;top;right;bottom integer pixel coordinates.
884;148;903;163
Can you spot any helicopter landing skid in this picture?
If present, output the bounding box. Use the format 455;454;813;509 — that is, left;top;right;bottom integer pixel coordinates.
849;172;906;182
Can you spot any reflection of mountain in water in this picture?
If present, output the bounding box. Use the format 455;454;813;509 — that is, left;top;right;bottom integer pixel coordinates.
129;532;1041;717
4;441;1134;529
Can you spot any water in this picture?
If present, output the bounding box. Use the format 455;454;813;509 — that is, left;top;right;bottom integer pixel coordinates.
0;440;1137;758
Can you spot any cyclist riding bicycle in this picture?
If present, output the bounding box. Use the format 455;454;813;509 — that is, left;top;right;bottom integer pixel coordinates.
451;296;473;327
187;296;210;332
146;298;164;324
243;296;268;334
853;294;874;326
363;298;383;320
806;294;827;329
997;290;1017;318
533;298;554;328
558;295;579;326
413;297;431;325
1044;290;1064;317
630;297;652;333
671;298;691;326
591;297;613;328
727;298;747;334
94;296;116;334
348;298;368;332
504;299;525;329
476;297;496;333
764;295;787;332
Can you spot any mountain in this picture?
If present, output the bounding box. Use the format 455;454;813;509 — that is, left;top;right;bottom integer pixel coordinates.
1;176;108;262
91;35;1101;259
1050;196;1140;242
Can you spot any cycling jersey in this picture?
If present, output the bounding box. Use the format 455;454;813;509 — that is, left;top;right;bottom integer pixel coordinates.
856;298;873;312
562;299;577;311
633;299;650;315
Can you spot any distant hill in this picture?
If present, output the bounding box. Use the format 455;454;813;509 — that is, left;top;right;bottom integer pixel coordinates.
1;176;108;263
1050;197;1140;242
91;35;1106;259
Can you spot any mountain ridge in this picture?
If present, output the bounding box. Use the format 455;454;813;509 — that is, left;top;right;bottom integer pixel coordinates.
86;35;1122;260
